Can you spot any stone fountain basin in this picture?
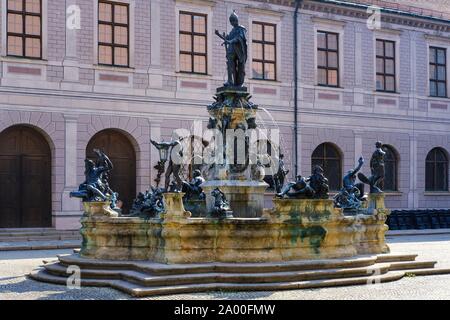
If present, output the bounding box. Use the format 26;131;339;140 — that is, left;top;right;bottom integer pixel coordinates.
79;194;390;264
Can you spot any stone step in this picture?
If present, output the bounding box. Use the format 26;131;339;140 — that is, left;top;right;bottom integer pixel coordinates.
401;267;450;276
29;268;406;297
57;253;382;275
388;261;437;271
376;254;418;263
0;240;80;251
0;232;81;242
0;228;55;233
43;261;393;287
0;229;79;235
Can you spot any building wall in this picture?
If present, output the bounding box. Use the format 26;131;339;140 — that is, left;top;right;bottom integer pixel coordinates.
0;0;449;229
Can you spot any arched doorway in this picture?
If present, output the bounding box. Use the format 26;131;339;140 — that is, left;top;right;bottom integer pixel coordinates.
86;129;136;214
0;125;52;228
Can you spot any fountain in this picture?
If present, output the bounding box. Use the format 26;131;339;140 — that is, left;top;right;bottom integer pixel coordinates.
30;12;442;297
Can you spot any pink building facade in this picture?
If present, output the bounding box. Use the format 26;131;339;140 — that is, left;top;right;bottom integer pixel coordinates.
0;0;449;230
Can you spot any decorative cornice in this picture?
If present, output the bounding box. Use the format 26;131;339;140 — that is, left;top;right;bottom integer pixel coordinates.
175;0;217;7
246;6;285;18
424;34;450;44
247;0;449;33
374;27;403;36
303;1;450;33
311;16;346;27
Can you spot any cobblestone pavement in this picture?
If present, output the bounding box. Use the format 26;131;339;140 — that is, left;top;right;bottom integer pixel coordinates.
1;234;450;300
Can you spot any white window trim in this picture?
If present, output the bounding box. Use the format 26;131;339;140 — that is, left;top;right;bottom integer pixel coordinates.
248;10;283;82
1;0;48;60
373;30;401;93
425;35;450;100
175;1;213;75
312;17;345;88
93;0;135;68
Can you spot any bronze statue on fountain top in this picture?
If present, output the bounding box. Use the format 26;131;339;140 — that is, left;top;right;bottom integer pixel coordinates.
209;11;255;111
215;10;247;88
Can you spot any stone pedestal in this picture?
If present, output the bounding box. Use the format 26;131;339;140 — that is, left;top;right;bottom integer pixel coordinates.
161;193;191;221
83;201;118;217
368;193;387;212
354;193;390;254
202;180;268;218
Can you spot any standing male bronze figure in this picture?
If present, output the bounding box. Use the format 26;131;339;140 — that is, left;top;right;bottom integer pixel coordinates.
358;141;386;193
215;11;247;87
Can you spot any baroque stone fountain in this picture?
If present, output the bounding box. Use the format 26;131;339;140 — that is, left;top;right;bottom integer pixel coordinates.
30;12;442;297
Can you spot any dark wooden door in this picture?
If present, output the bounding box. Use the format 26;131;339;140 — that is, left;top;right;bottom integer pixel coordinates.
0;126;52;228
86;130;136;214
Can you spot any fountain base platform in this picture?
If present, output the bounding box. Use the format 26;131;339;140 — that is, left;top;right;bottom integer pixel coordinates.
30;252;446;297
73;193;391;263
30;193;450;297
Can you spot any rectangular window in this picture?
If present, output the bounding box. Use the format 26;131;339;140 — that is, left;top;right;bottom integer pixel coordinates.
317;31;339;87
7;0;42;59
179;12;207;74
429;47;447;98
376;39;396;92
98;1;129;67
252;22;276;81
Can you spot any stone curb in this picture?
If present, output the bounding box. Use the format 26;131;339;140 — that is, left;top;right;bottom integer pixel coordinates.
387;229;450;237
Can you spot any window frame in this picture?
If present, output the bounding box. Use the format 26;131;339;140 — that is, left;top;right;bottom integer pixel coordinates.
425;147;449;192
178;11;208;75
97;0;130;68
376;39;397;93
317;30;340;88
429;46;448;98
251;21;277;81
6;0;43;60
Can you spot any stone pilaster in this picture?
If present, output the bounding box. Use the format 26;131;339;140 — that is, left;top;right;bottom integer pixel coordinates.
353;26;364;106
148;0;163;89
63;0;80;82
408;133;419;209
353;130;363;164
57;114;82;229
149;119;162;187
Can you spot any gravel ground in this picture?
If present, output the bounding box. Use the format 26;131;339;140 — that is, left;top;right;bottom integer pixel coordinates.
1;234;450;300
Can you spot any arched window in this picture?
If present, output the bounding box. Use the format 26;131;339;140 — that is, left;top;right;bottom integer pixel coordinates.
382;145;398;191
311;143;342;191
426;148;449;191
